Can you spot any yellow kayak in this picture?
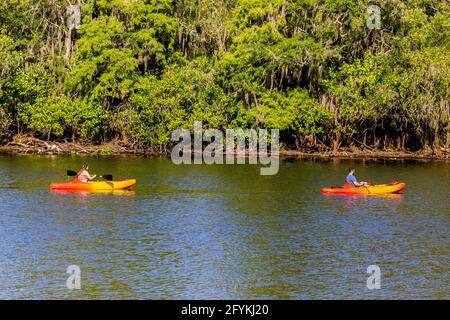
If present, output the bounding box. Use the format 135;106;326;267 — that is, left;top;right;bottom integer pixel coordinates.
51;179;137;191
322;181;406;195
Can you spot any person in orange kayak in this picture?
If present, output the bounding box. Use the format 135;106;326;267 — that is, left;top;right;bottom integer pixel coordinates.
346;167;368;187
78;164;96;182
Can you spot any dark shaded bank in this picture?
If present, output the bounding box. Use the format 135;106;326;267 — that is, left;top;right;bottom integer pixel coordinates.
0;135;448;160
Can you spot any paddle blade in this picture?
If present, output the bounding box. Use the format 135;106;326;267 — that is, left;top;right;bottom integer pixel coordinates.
101;175;113;181
67;170;78;176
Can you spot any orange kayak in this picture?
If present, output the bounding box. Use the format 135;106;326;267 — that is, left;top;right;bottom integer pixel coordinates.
322;181;405;195
50;179;136;191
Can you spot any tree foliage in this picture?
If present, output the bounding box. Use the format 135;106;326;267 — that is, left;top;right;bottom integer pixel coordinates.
0;0;448;151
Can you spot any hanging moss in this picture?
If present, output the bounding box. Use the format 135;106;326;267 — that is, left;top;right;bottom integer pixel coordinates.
0;0;448;152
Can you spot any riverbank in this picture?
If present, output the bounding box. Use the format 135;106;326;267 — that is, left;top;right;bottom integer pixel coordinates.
279;149;449;160
0;134;448;160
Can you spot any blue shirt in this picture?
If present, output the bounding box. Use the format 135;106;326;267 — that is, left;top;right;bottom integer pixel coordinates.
346;174;357;186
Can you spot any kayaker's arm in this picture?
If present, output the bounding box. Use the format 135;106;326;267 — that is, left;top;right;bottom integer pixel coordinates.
79;169;96;181
346;168;368;187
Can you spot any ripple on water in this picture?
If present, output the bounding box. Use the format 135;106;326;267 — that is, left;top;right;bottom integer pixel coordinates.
0;156;448;299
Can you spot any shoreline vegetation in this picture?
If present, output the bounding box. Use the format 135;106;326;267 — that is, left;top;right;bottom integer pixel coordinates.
1;134;448;160
1;1;449;158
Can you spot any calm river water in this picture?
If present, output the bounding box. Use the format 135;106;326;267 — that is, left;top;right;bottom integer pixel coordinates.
0;155;448;299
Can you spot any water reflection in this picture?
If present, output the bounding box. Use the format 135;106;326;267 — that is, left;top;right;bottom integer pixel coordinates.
323;193;405;200
51;189;136;196
0;155;448;299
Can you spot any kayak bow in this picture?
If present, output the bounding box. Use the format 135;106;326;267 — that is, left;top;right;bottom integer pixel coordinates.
50;179;136;191
322;181;405;195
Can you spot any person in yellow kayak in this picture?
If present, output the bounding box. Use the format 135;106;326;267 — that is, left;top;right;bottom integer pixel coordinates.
78;164;96;182
346;168;368;187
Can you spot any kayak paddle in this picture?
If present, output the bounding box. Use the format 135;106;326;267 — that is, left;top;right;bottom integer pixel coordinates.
67;170;78;176
363;182;374;194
